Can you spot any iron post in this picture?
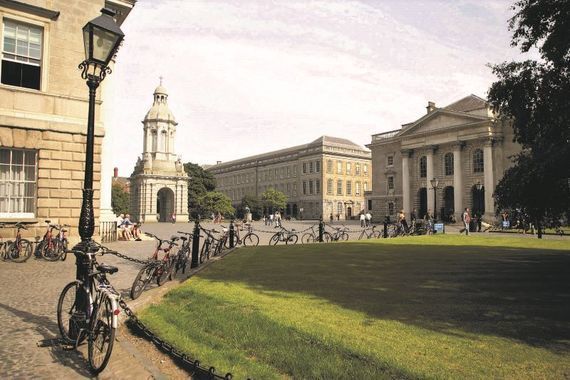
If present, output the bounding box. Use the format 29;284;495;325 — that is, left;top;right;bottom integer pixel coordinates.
191;217;200;268
229;219;235;248
319;217;324;242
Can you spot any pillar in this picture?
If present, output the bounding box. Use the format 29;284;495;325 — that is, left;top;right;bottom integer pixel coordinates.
453;143;463;221
426;149;434;214
401;150;411;218
483;140;495;217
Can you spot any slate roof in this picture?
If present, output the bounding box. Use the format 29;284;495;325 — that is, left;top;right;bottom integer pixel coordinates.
444;94;487;113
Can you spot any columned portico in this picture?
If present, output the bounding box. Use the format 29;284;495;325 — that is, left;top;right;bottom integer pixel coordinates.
401;150;411;217
453;143;463;220
483;140;495;217
426;146;436;214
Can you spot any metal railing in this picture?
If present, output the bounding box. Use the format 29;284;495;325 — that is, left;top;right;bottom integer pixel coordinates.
100;221;117;242
371;129;400;141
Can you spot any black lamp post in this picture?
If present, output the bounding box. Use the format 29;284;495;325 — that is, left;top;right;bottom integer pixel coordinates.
430;177;439;221
69;8;124;338
75;8;124;250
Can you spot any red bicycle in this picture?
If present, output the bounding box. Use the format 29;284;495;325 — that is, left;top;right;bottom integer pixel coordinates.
130;233;179;300
1;222;32;263
36;220;69;261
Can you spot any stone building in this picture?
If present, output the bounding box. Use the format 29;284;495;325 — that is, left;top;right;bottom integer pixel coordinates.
366;95;519;222
208;136;372;220
129;83;189;223
0;0;135;236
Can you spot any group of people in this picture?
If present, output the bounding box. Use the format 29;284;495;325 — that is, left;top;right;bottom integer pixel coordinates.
263;211;282;227
116;213;141;241
358;212;373;227
211;212;224;224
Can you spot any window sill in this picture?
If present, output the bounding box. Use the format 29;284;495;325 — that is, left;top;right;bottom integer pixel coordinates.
0;217;38;224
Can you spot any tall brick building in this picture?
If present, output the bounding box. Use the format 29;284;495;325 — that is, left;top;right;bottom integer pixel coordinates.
0;0;135;237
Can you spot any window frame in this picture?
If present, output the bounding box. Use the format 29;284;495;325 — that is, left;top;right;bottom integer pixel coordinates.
1;16;47;91
0;147;38;218
473;149;484;173
419;156;427;178
336;179;342;195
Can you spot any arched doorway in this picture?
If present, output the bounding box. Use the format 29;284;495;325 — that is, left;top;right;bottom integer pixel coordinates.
418;187;427;219
286;204;291;217
471;185;485;216
347;206;352;219
443;186;454;221
157;187;174;222
292;204;298;218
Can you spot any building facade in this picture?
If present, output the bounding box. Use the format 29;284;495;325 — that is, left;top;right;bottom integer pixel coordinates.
0;0;135;237
366;95;519;222
208;136;372;220
129;83;189;223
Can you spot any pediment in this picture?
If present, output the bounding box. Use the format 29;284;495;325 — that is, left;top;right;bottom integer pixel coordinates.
399;110;491;137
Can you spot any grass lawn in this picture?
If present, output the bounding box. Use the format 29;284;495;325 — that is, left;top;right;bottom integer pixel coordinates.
138;235;570;379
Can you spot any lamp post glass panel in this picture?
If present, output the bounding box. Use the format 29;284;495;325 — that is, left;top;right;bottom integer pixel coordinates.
430;178;439;221
70;8;124;339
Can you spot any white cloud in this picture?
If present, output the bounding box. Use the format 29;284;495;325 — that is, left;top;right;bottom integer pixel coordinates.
106;0;518;175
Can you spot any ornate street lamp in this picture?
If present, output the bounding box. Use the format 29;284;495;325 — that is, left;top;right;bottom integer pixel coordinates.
76;8;124;249
430;177;439;221
69;8;124;339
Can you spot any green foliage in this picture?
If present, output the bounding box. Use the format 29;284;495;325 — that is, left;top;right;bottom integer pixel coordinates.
488;0;570;235
260;188;287;212
199;191;235;218
237;194;263;220
139;236;569;379
111;182;130;215
184;162;217;219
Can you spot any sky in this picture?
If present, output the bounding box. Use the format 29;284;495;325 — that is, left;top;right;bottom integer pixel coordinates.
106;0;522;177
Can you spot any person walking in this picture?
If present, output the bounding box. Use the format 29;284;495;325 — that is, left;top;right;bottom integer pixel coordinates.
360;212;366;228
461;208;471;235
329;213;334;224
425;209;434;235
365;212;372;227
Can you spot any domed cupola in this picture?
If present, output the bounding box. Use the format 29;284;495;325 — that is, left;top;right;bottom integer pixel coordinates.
143;80;177;123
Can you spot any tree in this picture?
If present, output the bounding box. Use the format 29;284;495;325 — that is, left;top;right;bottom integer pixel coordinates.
111;182;130;215
237;194;263;220
488;0;570;238
261;188;287;213
184;162;217;219
199;191;235;218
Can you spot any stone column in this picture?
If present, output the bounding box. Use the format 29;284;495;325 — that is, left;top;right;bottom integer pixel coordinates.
483;140;495;217
401;150;411;218
453;143;463;221
426;150;434;214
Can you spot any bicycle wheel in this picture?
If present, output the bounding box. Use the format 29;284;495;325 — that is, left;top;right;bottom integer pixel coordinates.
57;281;86;344
269;233;280;245
224;234;238;249
301;233;315;244
157;260;173;286
8;239;32;263
42;239;61;261
340;232;350;241
286;234;298;245
372;230;381;239
130;265;154;300
200;241;210;263
60;239;68;261
243;233;259;247
322;232;333;243
88;295;115;375
387;225;397;238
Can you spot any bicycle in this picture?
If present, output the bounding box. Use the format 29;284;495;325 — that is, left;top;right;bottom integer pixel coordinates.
199;227;217;263
57;245;121;374
36;220;70;261
1;222;32;263
225;222;260;247
270;225;298;245
325;225;350;242
173;231;193;277
130;233;179;300
301;225;321;244
358;225;381;240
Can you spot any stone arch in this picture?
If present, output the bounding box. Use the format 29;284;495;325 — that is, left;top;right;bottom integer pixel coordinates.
156;187;175;222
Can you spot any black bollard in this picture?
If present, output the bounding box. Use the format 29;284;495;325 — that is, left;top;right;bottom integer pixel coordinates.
191;217;201;268
383;217;388;238
319;217;324;242
229;219;235;248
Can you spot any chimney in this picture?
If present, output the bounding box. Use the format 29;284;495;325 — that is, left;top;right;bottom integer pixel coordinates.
113;167;118;178
426;101;436;114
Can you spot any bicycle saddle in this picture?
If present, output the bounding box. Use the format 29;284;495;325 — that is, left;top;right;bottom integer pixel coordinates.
97;264;118;274
179;236;188;241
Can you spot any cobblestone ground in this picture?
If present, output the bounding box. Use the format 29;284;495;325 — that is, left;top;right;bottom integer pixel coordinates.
1;220;564;379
